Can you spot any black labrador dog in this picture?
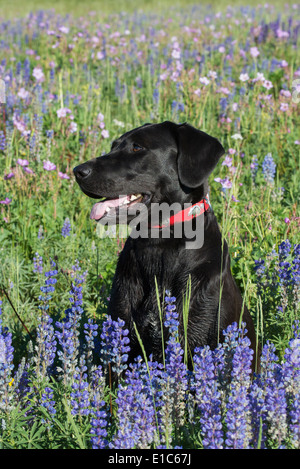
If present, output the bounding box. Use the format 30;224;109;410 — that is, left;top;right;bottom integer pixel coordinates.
74;121;258;368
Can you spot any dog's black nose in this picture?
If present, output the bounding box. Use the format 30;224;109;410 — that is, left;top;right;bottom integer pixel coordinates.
73;164;91;180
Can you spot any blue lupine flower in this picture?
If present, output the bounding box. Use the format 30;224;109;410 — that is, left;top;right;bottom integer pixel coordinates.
99;316;130;377
162;335;188;435
224;323;253;449
254;259;265;278
29;131;36;156
111;358;156;449
38;261;58;311
164;292;179;334
33;252;43;274
279;240;291;261
0;130;6;151
250;155;258;182
55;261;87;384
41;261;58;289
35;313;57;379
46;129;54;139
260;341;288;447
37;225;44;239
254;240;299;316
84;318;98;374
193;346;224;449
171;100;184;117
282;323;300;448
278;259;293;286
249;340;278;449
35;265;58;379
41;386;56;418
13;358;31;407
61;217;71;238
249;378;267;449
292;244;300;285
219;97;228;112
0;301;14;411
158;293;188;444
153;88;159;107
262;152;276;184
55;318;78;384
70;357;90;416
90;365;108;449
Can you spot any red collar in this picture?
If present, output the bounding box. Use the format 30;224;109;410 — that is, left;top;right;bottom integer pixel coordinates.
152;195;211;229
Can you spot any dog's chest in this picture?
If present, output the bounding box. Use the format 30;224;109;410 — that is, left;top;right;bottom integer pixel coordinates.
136;243;182;286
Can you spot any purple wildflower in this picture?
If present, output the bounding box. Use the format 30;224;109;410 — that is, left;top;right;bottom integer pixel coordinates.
99;316;130;377
61;217;71;237
70;357;90;416
23;166;35;175
254;259;265;279
164;293;187;428
277;240;300;290
55;261;87;384
224;323;253;449
39;262;58;307
111;358;156;449
250;340;278;449
0;198;12;205
0;300;14;411
33;252;43;274
43;160;56;171
259;340;288;447
279;240;291;261
0;131;6;151
222;155;233;167
41;386;56;418
262;153;276;184
90;365;108;449
4;172;14;180
282;323;300;448
193;345;224;449
250;155;258;182
34;264;58;379
56;107;72;118
83;318;98;374
16;158;29;166
214;177;232;197
58;171;70;179
32;66;45;82
55;317;78;384
35;313;57;380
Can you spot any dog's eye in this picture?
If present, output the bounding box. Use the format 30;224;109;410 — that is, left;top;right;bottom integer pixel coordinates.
132;143;143;152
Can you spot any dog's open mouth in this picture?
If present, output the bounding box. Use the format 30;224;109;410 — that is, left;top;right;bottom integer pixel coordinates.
90;193;150;221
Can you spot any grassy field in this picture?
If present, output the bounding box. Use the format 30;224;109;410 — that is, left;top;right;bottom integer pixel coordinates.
0;0;299;449
0;0;293;18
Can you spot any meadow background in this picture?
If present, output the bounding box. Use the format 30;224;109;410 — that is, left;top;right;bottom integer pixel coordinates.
0;0;299;449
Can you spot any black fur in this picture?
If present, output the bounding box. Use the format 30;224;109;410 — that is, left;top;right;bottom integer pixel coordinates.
74;121;258;368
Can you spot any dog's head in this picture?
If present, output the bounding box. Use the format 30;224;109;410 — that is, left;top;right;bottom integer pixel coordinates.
73;121;224;224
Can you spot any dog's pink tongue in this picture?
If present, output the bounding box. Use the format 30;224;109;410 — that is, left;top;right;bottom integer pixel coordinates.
90;196;128;220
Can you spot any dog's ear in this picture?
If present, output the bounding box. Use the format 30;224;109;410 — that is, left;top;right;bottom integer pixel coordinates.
176;123;225;188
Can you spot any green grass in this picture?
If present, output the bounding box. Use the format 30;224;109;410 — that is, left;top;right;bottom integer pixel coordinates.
0;1;299;449
0;0;295;19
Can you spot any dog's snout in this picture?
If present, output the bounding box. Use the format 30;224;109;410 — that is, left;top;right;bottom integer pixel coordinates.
73;164;91;180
